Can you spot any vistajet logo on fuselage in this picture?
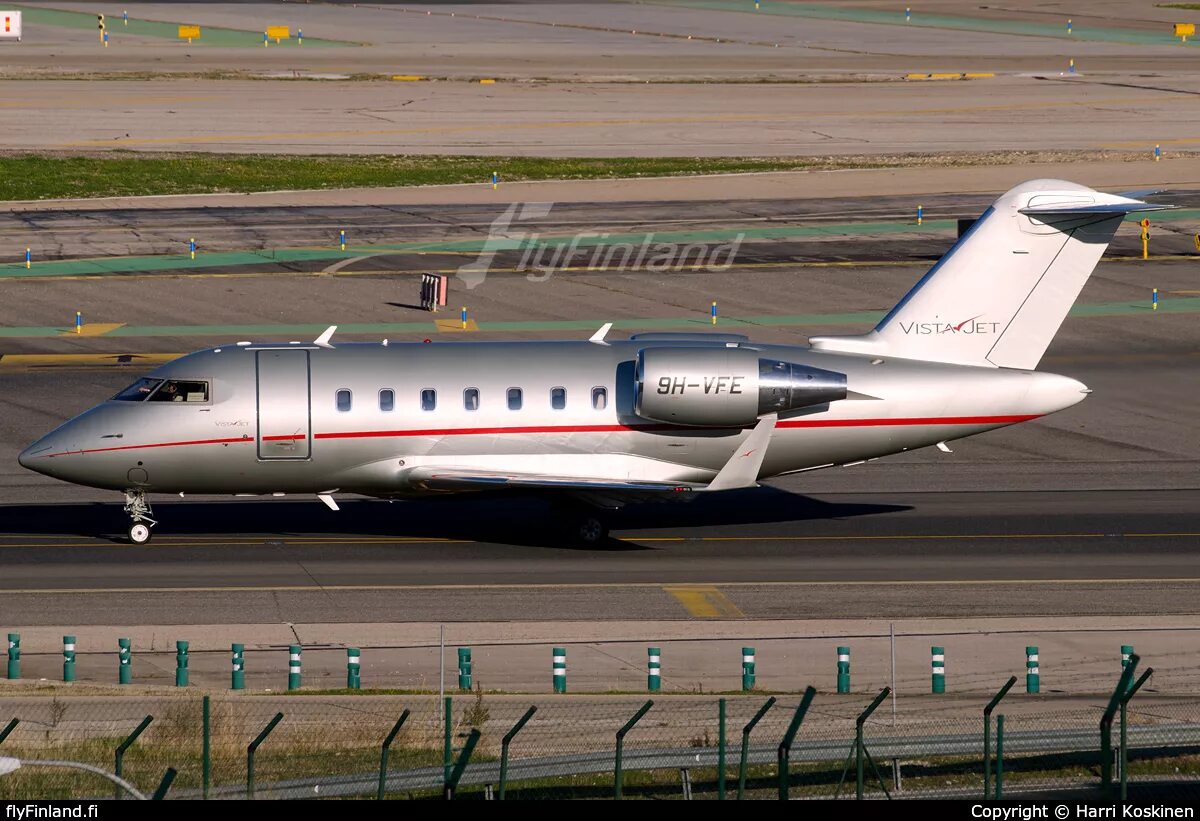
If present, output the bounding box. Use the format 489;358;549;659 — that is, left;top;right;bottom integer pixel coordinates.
898;315;1002;335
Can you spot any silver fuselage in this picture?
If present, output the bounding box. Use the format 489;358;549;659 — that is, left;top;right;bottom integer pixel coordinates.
18;337;1086;496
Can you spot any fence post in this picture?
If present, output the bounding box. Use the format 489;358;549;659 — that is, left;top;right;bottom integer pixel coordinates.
288;645;301;691
457;648;472;691
0;719;18;745
983;676;1017;800
118;638;131;685
202;695;211;800
1101;654;1138;788
498;705;537;800
232;643;245;690
553;647;567;693
445;728;481;800
377;709;411;800
742;647;755;691
6;633;18;680
777;686;817;800
931;646;945;693
114;715;153;800
443;695;452;791
614;700;654;800
1025;646;1039;693
247;712;284;800
1120;666;1154;802
63;635;76;682
151;768;178;800
347;648;361;689
837;646;850;693
995;714;1005;799
737;696;777;799
647;647;661;692
854;688;891;800
175;640;189;687
717;699;728;801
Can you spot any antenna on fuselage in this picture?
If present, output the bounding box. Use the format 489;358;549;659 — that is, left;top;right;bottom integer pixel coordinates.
314;325;337;349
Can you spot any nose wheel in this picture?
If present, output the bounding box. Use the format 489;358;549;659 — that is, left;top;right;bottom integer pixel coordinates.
123;489;157;545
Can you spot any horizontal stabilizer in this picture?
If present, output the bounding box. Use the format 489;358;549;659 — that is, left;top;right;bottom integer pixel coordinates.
1019;201;1173;216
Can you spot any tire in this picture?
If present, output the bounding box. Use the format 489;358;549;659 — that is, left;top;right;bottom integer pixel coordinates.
128;523;152;545
575;516;608;546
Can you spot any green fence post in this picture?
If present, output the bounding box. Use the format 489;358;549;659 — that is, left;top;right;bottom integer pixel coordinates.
63;635;76;683
855;688;891;800
118;638;131;685
1120;666;1154;802
175;640;189;687
377;709;411;800
114;715;153;800
457;647;472;691
777;686;817;800
718;698;727;800
6;633;18;680
445;728;481;800
151;768;178;800
1101;654;1137;788
742;647;755;691
995;714;1005;799
553;647;566;693
983;676;1017;800
247;712;284;800
202;695;211;800
737;696;777;799
347;648;361;689
647;647;661;692
0;719;18;745
443;695;452;791
614;700;653;800
837;646;850;693
498;705;537;800
287;645;301;691
1025;646;1039;693
232;643;245;690
931;646;945;694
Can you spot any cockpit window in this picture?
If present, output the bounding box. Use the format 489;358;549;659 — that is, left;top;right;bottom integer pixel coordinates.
112;378;163;402
146;379;210;403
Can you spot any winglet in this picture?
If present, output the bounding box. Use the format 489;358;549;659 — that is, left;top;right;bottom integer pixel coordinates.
314;325;337;349
705;414;777;492
318;493;340;511
589;322;613;345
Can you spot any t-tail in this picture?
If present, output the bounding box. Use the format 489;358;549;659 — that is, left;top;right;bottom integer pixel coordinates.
810;179;1170;370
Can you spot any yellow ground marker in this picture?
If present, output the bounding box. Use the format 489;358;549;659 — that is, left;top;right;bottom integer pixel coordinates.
479;78;496;84
56;322;125;338
434;318;479;332
664;585;745;618
391;75;425;81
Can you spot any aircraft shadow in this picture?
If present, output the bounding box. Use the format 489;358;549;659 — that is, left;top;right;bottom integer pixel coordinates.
0;487;908;550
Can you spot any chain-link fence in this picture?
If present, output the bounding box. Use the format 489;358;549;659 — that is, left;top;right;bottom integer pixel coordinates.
2;688;1199;800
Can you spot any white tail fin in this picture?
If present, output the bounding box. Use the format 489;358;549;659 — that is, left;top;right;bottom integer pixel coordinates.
810;180;1170;370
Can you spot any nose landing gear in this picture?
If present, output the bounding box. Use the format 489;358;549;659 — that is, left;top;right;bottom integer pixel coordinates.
123;489;157;544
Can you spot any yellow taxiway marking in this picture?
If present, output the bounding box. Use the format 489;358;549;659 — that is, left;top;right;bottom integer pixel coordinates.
0;353;182;371
8;577;1200;595
0;538;469;549
636;532;1200;542
664;585;746;619
435;318;480;332
55;322;125;338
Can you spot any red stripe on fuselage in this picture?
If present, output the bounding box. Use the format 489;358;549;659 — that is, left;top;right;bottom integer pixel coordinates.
36;415;1039;458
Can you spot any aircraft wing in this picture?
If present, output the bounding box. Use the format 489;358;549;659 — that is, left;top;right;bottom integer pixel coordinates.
404;467;703;495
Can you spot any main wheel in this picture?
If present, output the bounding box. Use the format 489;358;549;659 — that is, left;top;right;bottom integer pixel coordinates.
128;523;152;545
574;516;609;546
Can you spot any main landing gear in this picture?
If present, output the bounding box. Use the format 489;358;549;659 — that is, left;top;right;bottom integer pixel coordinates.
123;489;157;545
573;514;609;546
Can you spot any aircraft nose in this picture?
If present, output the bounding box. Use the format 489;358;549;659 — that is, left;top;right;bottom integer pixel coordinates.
18;436;57;475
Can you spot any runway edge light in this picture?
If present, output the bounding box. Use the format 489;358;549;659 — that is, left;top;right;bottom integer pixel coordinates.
119;637;131;685
742;646;756;691
553;647;567;693
6;633;19;680
837;645;850;693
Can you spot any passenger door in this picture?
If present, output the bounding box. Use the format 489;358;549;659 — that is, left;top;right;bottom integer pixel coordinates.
256;350;311;459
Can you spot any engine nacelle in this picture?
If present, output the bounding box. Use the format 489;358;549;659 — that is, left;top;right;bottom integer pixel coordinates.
635;347;847;426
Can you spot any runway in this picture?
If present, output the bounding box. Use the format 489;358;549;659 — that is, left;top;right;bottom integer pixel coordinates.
0;489;1197;624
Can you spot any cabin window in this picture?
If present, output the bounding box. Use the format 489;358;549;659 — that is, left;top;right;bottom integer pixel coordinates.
551;387;567;410
421;389;437;411
112;377;163;402
592;386;608;411
507;387;523;411
146;379;210;403
379;389;395;412
464;387;480;411
336;389;352;412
